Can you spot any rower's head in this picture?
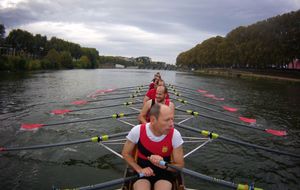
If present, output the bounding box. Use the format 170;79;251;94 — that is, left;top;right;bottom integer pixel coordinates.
155;79;165;89
156;85;168;103
153;73;161;81
149;104;173;135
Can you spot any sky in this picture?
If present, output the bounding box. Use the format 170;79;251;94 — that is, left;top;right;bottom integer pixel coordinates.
0;0;299;64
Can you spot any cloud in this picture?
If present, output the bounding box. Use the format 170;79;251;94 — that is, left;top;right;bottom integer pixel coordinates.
1;0;299;64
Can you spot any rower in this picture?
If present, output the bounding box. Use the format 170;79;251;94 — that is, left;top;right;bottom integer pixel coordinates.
149;73;161;90
122;104;184;190
138;85;174;124
143;80;169;104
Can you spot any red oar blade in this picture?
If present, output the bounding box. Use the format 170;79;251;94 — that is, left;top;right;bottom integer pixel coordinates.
204;94;215;98
21;123;44;130
222;106;238;112
197;89;207;93
71;100;88;105
212;97;225;101
51;109;71;115
87;89;115;98
0;147;5;152
239;116;256;124
265;129;287;136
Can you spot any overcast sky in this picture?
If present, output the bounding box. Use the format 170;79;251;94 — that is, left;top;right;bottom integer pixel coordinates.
1;0;299;64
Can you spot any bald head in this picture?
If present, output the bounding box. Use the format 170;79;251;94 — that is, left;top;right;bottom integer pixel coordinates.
149;103;171;120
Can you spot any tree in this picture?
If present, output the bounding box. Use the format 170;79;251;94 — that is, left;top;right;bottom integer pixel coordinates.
45;48;61;69
60;51;73;69
0;24;5;45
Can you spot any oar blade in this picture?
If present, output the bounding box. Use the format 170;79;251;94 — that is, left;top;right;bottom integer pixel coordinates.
21;123;44;130
212;97;224;101
222;106;238;112
265;129;287;136
87;88;115;98
239;116;256;124
71;100;88;105
51;109;71;115
197;89;207;93
204;94;215;98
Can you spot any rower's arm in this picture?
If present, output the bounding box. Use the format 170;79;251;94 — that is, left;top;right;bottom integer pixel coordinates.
169;102;175;119
169;145;184;170
121;140;143;173
143;95;150;105
138;101;150;124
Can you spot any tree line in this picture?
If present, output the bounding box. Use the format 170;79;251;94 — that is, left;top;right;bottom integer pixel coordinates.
0;26;102;71
0;26;138;71
176;10;300;70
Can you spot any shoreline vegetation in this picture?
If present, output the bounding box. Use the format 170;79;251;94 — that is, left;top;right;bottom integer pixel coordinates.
194;68;300;83
176;10;300;77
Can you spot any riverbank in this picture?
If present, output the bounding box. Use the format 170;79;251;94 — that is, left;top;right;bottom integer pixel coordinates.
194;68;300;83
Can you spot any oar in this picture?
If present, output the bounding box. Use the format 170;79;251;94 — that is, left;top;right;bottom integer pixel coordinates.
71;93;144;105
169;84;240;112
21;111;139;130
88;89;147;98
175;123;299;158
174;98;256;124
53;173;144;190
159;161;263;190
51;101;139;115
0;131;129;152
176;108;286;136
87;84;147;97
87;87;147;98
169;91;239;112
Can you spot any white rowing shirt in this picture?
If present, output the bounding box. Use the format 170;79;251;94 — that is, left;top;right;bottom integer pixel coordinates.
126;123;184;149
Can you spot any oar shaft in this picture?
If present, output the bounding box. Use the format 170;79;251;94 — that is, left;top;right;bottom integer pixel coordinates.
175;123;300;158
169;164;237;188
219;135;300;158
71;102;139;112
3;139;91;151
79;175;138;190
44;112;139;127
171;92;221;108
159;160;263;190
88;94;143;103
91;89;147;98
174;98;236;119
176;108;262;131
2;131;129;152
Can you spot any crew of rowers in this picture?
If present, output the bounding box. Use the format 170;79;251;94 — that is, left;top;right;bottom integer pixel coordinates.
139;72;174;124
122;72;183;190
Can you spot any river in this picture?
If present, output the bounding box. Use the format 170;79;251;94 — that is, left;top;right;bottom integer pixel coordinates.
0;69;299;190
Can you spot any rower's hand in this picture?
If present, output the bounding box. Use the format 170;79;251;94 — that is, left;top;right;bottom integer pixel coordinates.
138;167;154;177
148;155;166;169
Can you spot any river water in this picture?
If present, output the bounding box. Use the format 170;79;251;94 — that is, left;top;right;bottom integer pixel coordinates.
0;69;299;190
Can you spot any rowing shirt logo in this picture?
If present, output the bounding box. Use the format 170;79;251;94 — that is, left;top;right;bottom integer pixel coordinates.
162;146;168;153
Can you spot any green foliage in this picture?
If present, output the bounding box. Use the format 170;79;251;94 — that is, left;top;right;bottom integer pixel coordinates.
78;55;91;68
81;47;99;68
176;10;300;69
45;49;61;69
60;51;73;69
26;59;41;70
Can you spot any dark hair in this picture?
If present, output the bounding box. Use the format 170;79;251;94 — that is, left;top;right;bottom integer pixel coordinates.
149;103;161;119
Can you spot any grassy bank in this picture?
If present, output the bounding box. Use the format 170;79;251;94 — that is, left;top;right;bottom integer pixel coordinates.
195;68;300;83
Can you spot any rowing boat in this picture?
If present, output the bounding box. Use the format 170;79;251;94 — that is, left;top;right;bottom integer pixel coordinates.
1;83;299;190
